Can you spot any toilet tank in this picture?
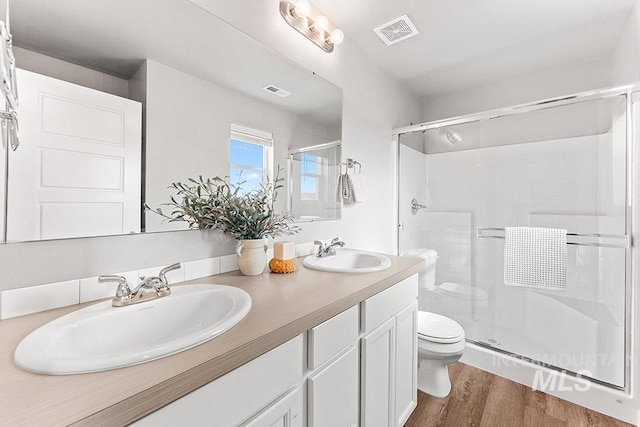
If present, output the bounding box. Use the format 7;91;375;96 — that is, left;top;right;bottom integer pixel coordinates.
402;248;438;289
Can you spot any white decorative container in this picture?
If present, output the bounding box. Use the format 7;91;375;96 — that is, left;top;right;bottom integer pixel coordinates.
236;239;268;276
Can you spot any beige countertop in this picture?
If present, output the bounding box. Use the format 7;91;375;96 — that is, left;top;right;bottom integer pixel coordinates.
0;254;422;426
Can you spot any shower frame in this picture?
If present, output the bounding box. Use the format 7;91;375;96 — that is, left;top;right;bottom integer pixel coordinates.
392;83;639;393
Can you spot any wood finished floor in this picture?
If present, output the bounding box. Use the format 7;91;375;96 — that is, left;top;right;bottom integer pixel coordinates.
405;363;633;427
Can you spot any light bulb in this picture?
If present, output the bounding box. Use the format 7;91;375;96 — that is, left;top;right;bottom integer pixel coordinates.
314;15;329;32
294;0;311;17
329;28;344;45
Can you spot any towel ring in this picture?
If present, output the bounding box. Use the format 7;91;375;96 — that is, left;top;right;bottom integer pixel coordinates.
341;158;361;174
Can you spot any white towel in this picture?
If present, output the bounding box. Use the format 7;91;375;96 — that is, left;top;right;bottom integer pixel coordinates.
349;173;369;203
340;172;369;203
503;227;567;290
339;173;353;202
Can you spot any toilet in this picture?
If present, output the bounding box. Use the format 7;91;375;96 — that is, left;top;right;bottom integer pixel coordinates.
403;248;466;398
417;311;465;397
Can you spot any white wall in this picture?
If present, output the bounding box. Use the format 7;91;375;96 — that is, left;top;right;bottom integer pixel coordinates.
612;1;640;85
0;1;421;290
422;56;613;122
422;0;640;123
14;47;129;98
189;0;422;253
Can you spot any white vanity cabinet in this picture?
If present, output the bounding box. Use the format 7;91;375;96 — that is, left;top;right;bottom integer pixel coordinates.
135;274;418;427
361;275;418;427
307;305;359;427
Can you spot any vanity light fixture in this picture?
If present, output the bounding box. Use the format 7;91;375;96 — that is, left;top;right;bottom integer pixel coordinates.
279;0;344;53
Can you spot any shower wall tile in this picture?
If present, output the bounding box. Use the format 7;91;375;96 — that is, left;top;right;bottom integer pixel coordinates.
410;130;625;362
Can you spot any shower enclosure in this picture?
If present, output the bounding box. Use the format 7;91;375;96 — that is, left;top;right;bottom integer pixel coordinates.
395;87;634;391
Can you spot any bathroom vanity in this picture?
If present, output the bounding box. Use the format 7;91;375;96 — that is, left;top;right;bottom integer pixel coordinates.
0;254;422;426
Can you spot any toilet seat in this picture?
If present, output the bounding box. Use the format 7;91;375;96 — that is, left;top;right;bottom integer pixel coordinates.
417;311;464;344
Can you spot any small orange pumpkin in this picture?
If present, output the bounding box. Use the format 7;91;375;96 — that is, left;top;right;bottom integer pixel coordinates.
269;258;296;274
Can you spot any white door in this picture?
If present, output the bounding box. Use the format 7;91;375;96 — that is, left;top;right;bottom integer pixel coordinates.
7;68;141;241
395;302;418;427
308;344;359;427
361;316;396;427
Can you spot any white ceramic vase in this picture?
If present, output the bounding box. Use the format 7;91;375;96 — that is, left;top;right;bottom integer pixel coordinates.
236;239;268;276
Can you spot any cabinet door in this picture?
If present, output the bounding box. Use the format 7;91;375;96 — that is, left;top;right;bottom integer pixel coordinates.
242;387;301;427
395;301;418;427
361;316;396;427
308;344;359;427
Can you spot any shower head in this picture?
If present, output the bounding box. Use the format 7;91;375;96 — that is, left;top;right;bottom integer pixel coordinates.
446;131;462;144
428;128;462;144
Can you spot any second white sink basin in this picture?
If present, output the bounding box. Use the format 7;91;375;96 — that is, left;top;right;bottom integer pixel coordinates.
14;284;251;375
303;248;391;273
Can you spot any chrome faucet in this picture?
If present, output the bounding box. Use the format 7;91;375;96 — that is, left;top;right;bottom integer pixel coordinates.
314;237;346;258
98;263;181;307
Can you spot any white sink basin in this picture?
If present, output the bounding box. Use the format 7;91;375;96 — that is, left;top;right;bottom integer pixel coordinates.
14;284;251;375
303;248;391;273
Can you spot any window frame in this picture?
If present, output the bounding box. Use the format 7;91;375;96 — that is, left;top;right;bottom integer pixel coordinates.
229;124;274;193
299;153;321;201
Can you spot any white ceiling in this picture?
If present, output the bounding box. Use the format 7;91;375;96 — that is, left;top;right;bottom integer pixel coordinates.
312;0;637;97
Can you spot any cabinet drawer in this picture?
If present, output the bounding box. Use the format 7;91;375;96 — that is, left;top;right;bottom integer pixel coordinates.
134;335;303;427
361;274;418;333
308;304;359;370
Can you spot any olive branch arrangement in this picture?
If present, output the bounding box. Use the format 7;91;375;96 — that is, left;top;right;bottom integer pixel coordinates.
147;168;299;240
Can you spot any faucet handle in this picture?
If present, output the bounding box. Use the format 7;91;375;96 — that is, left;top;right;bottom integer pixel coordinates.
314;240;326;257
98;275;131;297
330;237;345;247
158;263;181;285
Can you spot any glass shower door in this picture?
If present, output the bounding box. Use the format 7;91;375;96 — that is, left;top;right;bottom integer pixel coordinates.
398;93;631;388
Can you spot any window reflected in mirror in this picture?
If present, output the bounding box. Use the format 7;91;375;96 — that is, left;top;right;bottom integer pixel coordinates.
288;141;341;222
229;124;273;194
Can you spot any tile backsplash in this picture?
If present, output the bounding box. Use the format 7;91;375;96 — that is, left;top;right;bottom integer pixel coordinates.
1;280;80;320
0;242;317;320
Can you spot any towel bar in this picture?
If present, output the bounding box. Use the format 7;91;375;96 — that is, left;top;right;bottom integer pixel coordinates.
477;227;631;249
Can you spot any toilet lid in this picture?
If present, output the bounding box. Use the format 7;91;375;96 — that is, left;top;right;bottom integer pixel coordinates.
437;282;488;301
417;311;465;344
402;248;438;261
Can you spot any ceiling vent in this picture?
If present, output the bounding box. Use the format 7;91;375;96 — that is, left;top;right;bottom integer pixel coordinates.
373;14;419;46
262;84;291;98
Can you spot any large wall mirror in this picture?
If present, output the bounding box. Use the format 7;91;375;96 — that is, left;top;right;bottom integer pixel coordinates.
1;0;342;243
